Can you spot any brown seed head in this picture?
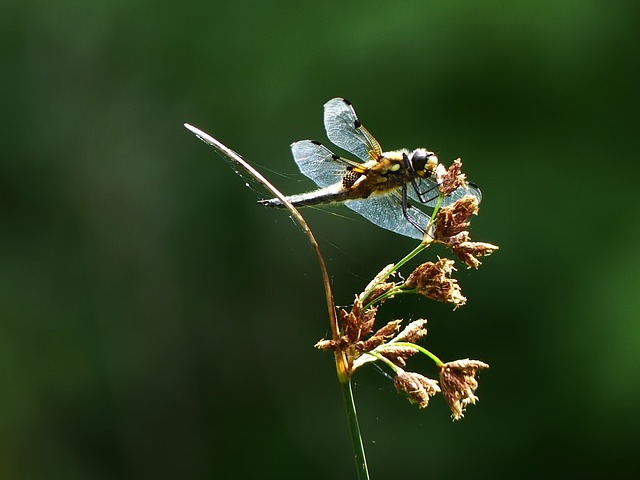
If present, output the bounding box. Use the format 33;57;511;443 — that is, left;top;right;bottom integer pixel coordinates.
315;296;378;352
434;196;479;240
314;339;336;351
393;319;428;343
360;263;397;304
438;158;467;197
404;258;467;308
361;282;397;306
394;368;441;408
438;359;489;420
378;345;419;367
433;196;499;268
360;319;402;351
450;241;500;269
341;296;377;344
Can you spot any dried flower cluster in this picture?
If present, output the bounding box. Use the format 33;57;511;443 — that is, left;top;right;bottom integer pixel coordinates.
404;258;466;308
432;196;499;269
439;359;490;420
315;296;409;366
437;158;467;197
394;370;440;408
316;158;497;420
316;292;489;418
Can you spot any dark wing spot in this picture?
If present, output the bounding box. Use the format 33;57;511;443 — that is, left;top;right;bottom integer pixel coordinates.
342;98;352;106
331;154;340;160
311;140;323;145
354;120;361;128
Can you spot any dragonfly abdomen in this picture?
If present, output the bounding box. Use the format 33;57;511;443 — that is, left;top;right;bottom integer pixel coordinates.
259;183;353;208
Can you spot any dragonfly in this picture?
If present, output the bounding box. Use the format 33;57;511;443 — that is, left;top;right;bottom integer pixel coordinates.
261;98;481;240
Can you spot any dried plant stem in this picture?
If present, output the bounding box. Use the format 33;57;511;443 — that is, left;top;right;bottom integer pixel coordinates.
184;125;365;477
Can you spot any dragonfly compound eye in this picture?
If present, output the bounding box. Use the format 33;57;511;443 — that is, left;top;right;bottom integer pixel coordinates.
410;149;438;176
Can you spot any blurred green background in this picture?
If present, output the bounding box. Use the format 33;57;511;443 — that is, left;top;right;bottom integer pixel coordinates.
2;0;639;478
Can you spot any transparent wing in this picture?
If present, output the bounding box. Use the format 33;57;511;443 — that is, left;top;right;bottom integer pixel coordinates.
407;177;483;208
291;140;360;188
324;98;383;162
345;192;430;240
441;183;482;207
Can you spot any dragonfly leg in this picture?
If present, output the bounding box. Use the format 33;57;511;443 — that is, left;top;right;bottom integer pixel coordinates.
410;177;440;204
401;183;426;234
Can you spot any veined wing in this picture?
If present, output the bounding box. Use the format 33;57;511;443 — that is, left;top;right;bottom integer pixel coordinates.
324;98;383;162
407;177;483;208
345;192;431;240
291;140;362;188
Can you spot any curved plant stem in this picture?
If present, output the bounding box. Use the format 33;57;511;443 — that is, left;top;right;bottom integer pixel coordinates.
184;124;362;473
183;125;341;343
391;341;444;366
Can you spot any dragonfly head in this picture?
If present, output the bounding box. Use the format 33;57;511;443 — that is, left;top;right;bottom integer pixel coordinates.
409;149;439;178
